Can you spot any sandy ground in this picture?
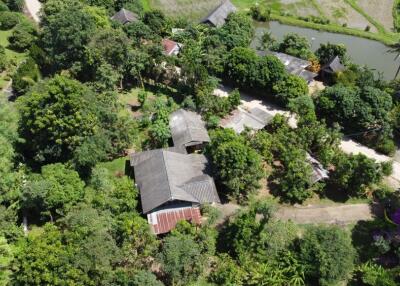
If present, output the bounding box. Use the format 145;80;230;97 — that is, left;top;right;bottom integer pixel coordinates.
357;0;394;31
316;0;377;32
24;0;41;23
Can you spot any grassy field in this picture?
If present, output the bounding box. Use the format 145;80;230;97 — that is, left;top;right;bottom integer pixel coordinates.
0;29;27;90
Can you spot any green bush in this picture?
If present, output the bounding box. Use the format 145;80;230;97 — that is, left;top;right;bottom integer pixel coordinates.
0;11;22;30
0;1;9;12
0;45;6;71
376;137;396;156
8;20;38;51
11;57;40;96
381;161;393;177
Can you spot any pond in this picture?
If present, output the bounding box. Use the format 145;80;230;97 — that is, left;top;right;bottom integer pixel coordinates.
252;21;399;80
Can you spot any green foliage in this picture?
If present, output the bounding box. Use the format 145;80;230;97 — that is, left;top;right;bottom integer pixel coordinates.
4;0;23;11
276;146;313;203
11;57;40;96
148;97;174;148
8;20;38;51
0;45;6;71
0;236;12;286
40;0;97;73
298;225;355;285
21;163;85;220
315;84;393;152
329;152;384;197
17;75;99;165
315;42;348;65
217;12;254;50
12;224;92;285
272;74;308;106
273;33;313;60
208;129;263;201
158;235;204;285
143;10;168;35
352;261;398;286
0;11;22;30
250;5;271;22
224;47;286;93
131;270;164;286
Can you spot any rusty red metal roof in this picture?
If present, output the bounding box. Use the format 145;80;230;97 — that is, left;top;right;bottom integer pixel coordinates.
147;206;201;234
162;38;179;55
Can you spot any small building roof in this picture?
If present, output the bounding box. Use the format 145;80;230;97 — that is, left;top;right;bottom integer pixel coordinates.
147;204;201;234
131;149;220;214
220;107;273;134
162;38;181;56
307;153;329;184
169;109;210;148
201;0;237;27
110;8;138;25
321;56;345;74
256;50;317;82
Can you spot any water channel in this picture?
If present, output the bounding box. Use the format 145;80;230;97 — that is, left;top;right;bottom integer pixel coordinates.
252;21;399;80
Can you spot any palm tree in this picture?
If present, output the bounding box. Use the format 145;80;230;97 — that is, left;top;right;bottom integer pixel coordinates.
388;42;400;79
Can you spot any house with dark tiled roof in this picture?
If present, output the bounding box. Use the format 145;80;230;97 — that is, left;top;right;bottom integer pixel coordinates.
220;107;273;134
130;109;218;234
201;0;237;27
111;8;138;25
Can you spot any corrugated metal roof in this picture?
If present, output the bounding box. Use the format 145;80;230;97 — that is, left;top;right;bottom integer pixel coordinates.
201;0;237;27
148;205;201;234
131;149;220;213
220;107;273;134
110;8;138;25
169;109;210;149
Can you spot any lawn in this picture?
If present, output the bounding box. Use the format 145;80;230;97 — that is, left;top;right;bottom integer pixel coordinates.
97;157;129;176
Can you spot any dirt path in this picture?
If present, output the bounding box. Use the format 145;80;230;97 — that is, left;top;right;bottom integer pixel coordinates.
216;202;373;225
275;203;373;224
24;0;41;23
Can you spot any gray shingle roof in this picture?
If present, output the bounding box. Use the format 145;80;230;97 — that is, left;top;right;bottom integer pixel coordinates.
111;8;138;25
201;0;237;27
220;107;273;134
322;56;345;74
131;149;220;213
169;109;210;148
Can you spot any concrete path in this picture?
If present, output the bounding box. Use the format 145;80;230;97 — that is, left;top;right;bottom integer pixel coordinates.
275;204;373;224
24;0;41;23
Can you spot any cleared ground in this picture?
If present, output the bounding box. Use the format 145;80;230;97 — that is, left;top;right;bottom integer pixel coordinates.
149;0;218;21
357;0;394;31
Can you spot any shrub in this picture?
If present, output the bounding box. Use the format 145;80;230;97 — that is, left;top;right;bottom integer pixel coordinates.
0;11;22;30
12;57;40;96
376;137;396;156
8;20;38;51
0;45;6;71
381;161;393;177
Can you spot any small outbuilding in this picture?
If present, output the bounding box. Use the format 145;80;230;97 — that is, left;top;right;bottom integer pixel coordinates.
111;8;139;25
162;38;182;56
320;56;345;76
201;0;237;27
169;109;210;153
131;149;220;234
307;153;329;184
220;107;273;134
